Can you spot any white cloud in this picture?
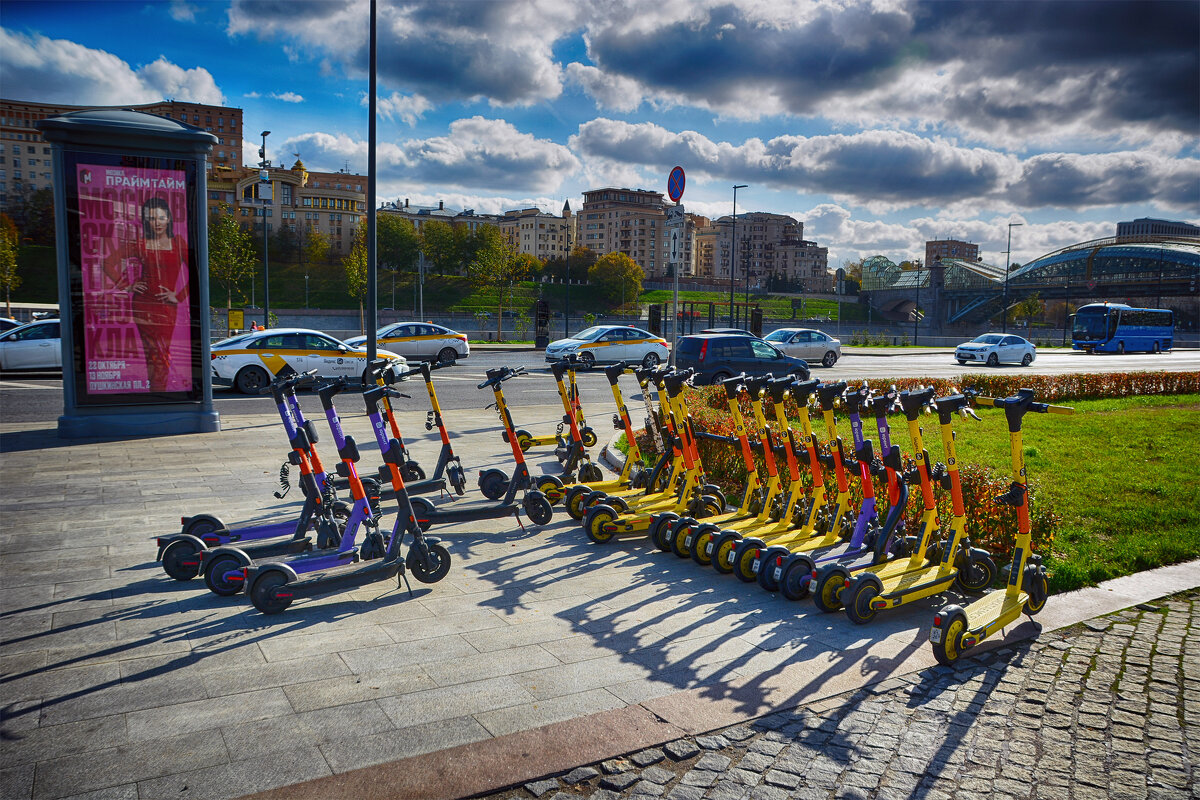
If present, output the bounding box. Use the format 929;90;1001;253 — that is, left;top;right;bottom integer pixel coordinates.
271;92;304;103
169;1;198;22
376;92;433;127
0;28;224;106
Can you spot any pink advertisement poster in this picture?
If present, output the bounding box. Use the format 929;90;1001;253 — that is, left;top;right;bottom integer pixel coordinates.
77;164;192;394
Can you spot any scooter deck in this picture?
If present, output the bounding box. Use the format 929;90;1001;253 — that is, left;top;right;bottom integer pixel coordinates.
873;560;956;596
964;588;1026;630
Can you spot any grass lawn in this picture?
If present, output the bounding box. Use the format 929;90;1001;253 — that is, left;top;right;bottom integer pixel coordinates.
621;393;1199;594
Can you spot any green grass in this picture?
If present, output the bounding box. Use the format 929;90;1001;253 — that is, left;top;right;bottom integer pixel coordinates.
640;290;869;322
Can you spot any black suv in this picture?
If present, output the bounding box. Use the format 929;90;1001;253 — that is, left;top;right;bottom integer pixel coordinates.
674;333;809;385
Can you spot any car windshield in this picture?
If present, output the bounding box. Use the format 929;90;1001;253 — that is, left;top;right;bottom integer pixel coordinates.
972;334;1004;345
572;326;607;342
214;334;252;348
763;330;792;342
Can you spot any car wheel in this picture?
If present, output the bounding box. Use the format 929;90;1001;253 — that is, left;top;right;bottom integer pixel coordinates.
437;347;458;364
642;351;660;368
1021;353;1033;366
709;370;731;386
986;353;999;367
821;350;837;367
235;365;271;394
580;352;595;370
1118;341;1125;354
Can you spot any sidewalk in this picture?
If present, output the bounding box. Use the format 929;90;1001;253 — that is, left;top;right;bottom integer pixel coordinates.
0;402;1196;800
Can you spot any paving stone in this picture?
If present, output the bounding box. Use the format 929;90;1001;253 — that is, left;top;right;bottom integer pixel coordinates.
736;752;775;772
665;786;706;800
631;781;667;797
632;748;666;767
695;753;732;773
679;769;719;788
590;790;621;800
525;778;560;797
600;771;640;791
666;739;701;761
601;758;631;774
564;766;599;784
641;766;676;785
706;781;750;800
697;734;730;750
761;769;801;789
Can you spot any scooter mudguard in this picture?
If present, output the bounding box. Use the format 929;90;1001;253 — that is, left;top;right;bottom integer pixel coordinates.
155;533;209;563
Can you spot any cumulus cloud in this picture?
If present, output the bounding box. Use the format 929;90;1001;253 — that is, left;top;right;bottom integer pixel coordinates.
169;1;198;22
284;116;580;194
0;28;225;106
376;92;433;126
571;119;1199;211
227;0;579;106
270;91;304;103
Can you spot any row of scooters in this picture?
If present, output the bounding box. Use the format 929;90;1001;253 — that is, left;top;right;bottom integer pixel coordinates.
557;366;1072;665
153;356;657;614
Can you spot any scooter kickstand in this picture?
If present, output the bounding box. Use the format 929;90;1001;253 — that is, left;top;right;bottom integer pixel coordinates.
398;562;414;597
514;508;527;534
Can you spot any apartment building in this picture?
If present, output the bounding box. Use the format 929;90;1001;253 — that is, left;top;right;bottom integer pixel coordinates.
925;238;979;266
579;188;669;277
231;159;367;256
0;97;244;209
498;202;575;262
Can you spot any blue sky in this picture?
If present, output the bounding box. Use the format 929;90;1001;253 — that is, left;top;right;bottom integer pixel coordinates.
3;0;1197;267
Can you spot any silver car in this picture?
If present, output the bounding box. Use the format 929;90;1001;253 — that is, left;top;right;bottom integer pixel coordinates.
955;334;1036;367
762;327;841;367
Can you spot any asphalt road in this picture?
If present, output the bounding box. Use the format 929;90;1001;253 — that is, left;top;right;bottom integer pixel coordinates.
2;348;1197;425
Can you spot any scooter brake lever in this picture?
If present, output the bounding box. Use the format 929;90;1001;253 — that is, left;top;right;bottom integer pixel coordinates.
960;406;982;421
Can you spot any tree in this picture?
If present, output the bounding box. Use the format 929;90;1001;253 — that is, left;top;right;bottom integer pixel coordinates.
0;214;19;317
8;187;55;246
377;214;420;273
1012;291;1044;328
466;224;533;340
304;228;330;266
545;246;596;282
207;204;256;309
588;251;643;306
419;220;460;275
841;258;864;283
344;224;369;333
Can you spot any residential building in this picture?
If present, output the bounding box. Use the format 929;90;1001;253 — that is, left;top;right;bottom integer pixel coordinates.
1116;218;1200;238
1;97;244;209
498;203;574;263
579;187;668;277
925;239;980;266
232;159;366;256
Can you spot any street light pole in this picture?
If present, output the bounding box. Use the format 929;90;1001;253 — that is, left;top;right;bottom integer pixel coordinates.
1003;221;1022;333
914;258;920;345
260;130;271;327
730;184;747;326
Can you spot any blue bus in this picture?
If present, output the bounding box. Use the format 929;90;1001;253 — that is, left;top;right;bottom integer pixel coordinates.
1071;302;1174;354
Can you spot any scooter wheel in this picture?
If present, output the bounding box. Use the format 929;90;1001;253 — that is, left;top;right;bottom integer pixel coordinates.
161;539;203;581
536;475;565;504
931;607;969;665
579;463;603;483
813;566;850;613
565;486;591;521
182;514;223;538
582;490;608;510
584;505;618;544
409;496;436;518
954;553;997;594
204;552;250;596
757;547;791;593
447;464;467;496
250;571;293;615
711;531;742;575
698;494;724;518
649;513;679;552
1023;568;1049;616
670;519;694;558
780;556;815;601
689;523;720;566
402;462;426;482
732;538;765;583
845;575;883;625
409;543;451;584
479;471;509;501
515;430;535;452
581;427;598;448
524;495;554;526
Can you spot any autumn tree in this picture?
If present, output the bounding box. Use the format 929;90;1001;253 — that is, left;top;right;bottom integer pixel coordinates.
344;224;369;333
588;251;643;306
305;228;331;266
467;224;533;340
207;204;256;309
419;220;460;275
0;214;19;317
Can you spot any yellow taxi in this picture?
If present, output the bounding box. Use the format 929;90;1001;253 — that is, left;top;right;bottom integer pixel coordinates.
212;328;405;393
544;325;669;369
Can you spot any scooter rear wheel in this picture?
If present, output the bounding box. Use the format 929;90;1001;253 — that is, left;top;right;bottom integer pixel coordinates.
931;608;968;665
250;571;293;615
649;513;679;552
711;531;742;574
479;471;509;501
565;486;590;521
732;539;765;583
689;523;720;566
780;556;815;601
584;505;618;544
204;552;250;596
536;475;565;503
161;539;202;581
409;543;451;583
813;566;850;612
844;575;882;624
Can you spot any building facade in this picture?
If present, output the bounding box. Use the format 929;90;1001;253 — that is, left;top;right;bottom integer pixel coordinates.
1116;218;1200;238
498;203;574;263
1;98;244;210
925;239;980;266
579;188;668;277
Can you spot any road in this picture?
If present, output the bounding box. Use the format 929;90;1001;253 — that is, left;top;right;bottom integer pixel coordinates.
2;348;1196;425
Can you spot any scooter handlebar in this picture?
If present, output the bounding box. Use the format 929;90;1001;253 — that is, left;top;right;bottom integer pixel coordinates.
478;365;526;389
261;368;319;395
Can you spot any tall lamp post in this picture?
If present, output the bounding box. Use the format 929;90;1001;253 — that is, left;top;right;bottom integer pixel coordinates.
1003;221;1022;333
729;184;747;326
259;130;271;328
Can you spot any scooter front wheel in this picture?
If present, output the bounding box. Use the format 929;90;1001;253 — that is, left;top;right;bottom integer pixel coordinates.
954;553;997;594
161;539;203;581
1023;568;1049;616
813;566;850;612
580;427;598;448
524;495;554;526
409;543;451;584
579;463;603;483
250;571;293;615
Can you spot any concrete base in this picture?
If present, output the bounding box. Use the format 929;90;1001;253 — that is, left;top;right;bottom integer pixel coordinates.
57;408;221;438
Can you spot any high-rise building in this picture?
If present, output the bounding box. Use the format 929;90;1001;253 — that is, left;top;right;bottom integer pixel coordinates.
579;188;667;277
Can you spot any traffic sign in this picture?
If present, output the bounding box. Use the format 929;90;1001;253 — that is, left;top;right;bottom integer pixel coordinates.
667;166;685;203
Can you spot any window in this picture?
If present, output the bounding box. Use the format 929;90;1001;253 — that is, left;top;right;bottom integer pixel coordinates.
751;340;782;360
303;334;340;351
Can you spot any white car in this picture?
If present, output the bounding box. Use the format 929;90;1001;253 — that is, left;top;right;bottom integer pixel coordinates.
0;319;61;371
545;325;670;369
344;322;469;364
955;334;1037;367
211;328;406;393
762;327;841;367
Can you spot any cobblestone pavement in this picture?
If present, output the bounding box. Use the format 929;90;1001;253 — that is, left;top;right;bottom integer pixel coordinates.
475;590;1199;800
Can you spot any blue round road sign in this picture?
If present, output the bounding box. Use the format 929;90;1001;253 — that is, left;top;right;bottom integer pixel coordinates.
667;166;685;202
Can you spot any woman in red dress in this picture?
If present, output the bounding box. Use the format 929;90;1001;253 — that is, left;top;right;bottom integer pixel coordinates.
105;196;189;392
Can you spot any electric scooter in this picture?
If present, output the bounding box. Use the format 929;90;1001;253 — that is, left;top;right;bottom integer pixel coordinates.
243;378;452;615
469;366;555;523
546;357;606;482
837;387;995;624
154;369;346;582
513;358;598;451
929;388;1072;664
